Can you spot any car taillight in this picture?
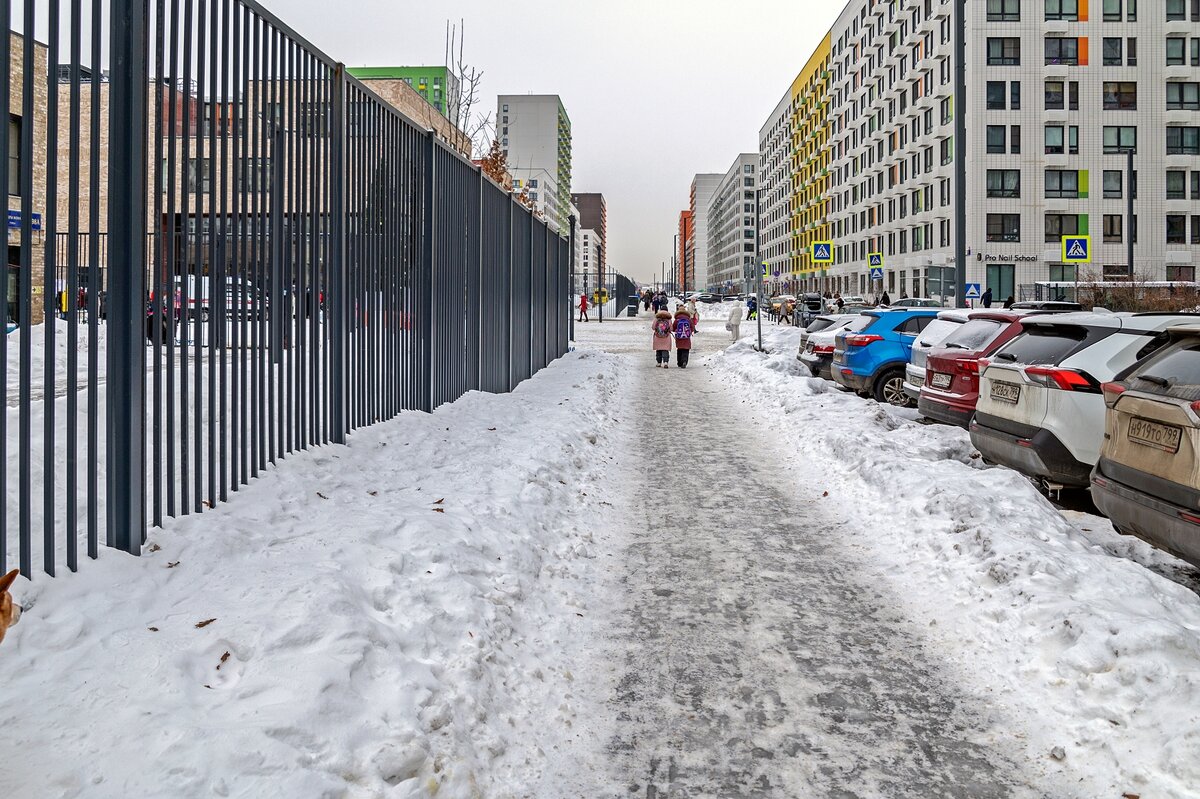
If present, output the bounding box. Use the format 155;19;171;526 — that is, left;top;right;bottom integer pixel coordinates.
1024;366;1097;392
1101;382;1127;408
812;344;834;354
844;334;883;347
955;359;980;376
1180;510;1200;526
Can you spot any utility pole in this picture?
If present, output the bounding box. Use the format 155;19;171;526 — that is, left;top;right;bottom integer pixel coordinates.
953;0;967;308
1126;147;1134;279
597;243;603;323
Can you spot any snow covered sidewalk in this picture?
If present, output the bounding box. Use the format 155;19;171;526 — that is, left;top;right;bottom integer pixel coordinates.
0;348;623;798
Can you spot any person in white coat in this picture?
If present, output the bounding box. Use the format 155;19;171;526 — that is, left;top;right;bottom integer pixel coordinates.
726;302;743;342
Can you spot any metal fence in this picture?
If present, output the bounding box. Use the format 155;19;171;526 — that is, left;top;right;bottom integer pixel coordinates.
2;0;569;578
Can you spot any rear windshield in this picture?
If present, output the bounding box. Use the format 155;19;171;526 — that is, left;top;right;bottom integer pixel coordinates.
845;315;876;333
943;319;1005;351
917;318;964;347
806;318;838;333
1132;341;1200;388
993;325;1088;365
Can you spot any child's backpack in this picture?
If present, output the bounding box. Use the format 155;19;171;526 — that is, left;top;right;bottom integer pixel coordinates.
673;316;693;340
654;319;671;338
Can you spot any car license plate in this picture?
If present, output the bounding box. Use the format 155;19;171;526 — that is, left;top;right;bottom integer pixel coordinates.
931;372;952;389
990;381;1021;404
1127;417;1182;454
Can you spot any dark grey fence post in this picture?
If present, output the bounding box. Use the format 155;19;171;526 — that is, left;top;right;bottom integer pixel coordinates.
329;65;347;443
420;130;436;412
107;0;148;554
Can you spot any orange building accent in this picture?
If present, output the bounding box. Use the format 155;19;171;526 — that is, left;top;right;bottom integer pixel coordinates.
678;210;694;291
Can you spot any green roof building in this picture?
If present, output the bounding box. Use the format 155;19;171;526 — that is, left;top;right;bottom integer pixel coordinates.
346;66;461;123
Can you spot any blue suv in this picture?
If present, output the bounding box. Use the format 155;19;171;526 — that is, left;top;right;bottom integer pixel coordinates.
832;309;940;406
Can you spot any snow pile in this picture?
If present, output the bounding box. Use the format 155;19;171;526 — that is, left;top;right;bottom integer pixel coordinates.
709;325;1200;799
5;318;106;398
0;349;622;798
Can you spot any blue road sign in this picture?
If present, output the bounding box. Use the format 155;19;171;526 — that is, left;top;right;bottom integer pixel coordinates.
1062;235;1091;263
965;283;982;300
812;242;833;264
869;267;884;281
867;253;884;268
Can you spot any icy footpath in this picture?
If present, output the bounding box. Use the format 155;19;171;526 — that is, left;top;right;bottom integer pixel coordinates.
0;349;621;798
711;325;1200;799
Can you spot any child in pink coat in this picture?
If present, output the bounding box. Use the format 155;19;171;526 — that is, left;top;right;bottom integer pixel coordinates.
651;309;673;367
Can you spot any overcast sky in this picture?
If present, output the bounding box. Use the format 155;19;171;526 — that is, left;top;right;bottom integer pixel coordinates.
279;0;837;283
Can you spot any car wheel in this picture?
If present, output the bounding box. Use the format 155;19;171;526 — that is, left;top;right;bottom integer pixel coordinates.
874;368;911;407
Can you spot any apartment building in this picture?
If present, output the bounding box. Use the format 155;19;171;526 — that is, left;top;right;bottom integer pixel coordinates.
707;153;759;292
498;95;572;230
688;173;722;291
571;192;607;276
762;0;1200;303
577;227;602;293
678;210;693;289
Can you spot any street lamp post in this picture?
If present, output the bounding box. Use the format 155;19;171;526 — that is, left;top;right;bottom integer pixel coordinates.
569;214;576;341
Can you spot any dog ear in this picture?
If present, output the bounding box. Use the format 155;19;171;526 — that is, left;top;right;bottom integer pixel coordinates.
0;569;18;594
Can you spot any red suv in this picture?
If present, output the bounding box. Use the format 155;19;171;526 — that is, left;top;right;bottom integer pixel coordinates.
918;311;1033;428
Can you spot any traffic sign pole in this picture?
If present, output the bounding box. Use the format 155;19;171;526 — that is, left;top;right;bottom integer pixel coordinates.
757;261;766;352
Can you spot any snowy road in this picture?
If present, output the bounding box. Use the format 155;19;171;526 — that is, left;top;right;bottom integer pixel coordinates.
560;318;1047;797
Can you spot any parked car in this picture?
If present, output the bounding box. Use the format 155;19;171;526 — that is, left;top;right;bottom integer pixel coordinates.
798;313;862;378
797;293;827;325
696;293;722;304
1010;301;1083;312
886;297;945;308
970;312;1196;489
918;311;1036;428
901;309;972;401
831;308;939;405
1091;326;1200;566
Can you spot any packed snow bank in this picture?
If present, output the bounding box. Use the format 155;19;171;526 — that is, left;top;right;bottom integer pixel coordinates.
709;325;1200;799
0;349;623;799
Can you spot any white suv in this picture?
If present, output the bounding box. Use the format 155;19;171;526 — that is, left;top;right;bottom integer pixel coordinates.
969;312;1197;489
902;309;971;401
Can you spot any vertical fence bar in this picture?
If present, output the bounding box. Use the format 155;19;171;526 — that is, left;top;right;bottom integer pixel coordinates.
17;0;35;576
108;0;150;554
329;65;345;442
418;130;434;412
0;0;8;575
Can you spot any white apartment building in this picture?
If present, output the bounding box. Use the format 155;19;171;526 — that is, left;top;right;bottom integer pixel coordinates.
708;153;759;292
759;90;795;278
576;227;603;293
498;94;573;231
689;173;723;291
817;0;1200;304
511;167;559;227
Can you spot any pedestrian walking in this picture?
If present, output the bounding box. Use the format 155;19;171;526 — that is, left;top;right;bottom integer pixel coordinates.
981;287;993;308
672;306;694;368
778;296;792;325
834;292;845;311
578;292;590;322
1003;295;1015;309
746;295;758;320
652;308;673;368
880;290;891;306
726;301;743;342
643;289;652;312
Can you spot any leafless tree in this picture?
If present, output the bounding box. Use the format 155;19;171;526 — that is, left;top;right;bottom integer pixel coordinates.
446;19;494;159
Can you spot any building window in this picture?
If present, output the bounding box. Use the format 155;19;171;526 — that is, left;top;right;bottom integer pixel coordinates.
1167;38;1187;65
1045;0;1079;20
1011;125;1022;154
1011;81;1022;109
1192;215;1200;244
985;124;1005;153
940;137;953;164
1168;265;1196;281
1168;214;1187;243
7;115;18;197
1045;214;1082;242
1045;170;1080;198
1103;81;1137;109
987;169;1021;197
1192;171;1200;199
1045;37;1079;65
987;38;1021;65
1103;126;1137;153
1045;125;1065;154
1104;170;1123;198
988;0;1020;20
987;81;1006;109
1168;170;1187;199
987;214;1021;242
1103;37;1123;65
1045;80;1064;109
1104;0;1122;20
1103;214;1123;243
1128;37;1138;65
1167;127;1200;154
1167;82;1200;110
1167;0;1186;20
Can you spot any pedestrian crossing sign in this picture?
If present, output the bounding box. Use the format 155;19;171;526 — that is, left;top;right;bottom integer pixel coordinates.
965;283;982;300
761;261;769;279
1061;235;1091;263
868;253;884;268
812;241;834;264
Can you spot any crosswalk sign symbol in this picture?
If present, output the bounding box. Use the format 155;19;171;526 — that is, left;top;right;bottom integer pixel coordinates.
965;283;982;300
812;241;834;264
1061;235;1091;263
868;253;883;268
870;267;884;281
761;261;769;279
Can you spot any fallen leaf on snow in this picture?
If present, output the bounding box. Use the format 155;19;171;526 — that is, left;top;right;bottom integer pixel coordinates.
487;427;497;431
147;627;159;632
167;561;180;568
1122;794;1141;799
822;491;829;497
433;498;444;504
432;508;445;514
195;618;217;629
368;490;378;496
317;492;328;500
148;543;161;552
217;651;231;670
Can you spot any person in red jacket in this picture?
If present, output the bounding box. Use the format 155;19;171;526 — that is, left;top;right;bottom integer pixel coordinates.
578;292;589;322
672;306;694;368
